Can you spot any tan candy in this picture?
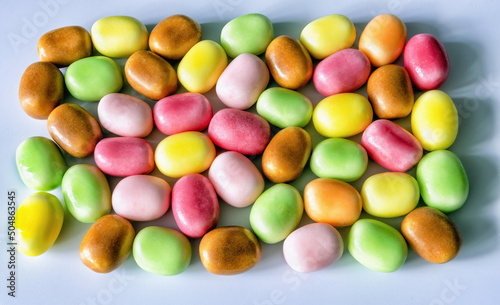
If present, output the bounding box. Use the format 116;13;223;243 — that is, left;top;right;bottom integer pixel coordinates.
47;103;102;158
19;62;63;119
125;50;178;100
38;26;92;67
149;14;202;60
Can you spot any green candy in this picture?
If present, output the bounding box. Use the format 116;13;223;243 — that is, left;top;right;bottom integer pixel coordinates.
310;138;368;182
347;219;408;273
249;183;303;244
62;164;111;223
65;56;123;102
220;13;274;58
133;226;192;276
256;87;313;128
16;136;67;191
416;150;469;213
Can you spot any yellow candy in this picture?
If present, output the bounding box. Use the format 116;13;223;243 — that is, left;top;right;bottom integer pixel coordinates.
155;131;216;178
91;16;148;58
300;14;356;59
361;172;420;218
177;40;228;93
411;90;458;151
14;192;64;256
313;93;373;138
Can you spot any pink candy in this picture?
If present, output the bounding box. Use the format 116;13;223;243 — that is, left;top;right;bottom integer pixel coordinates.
94;137;154;177
172;173;219;238
361;119;423;172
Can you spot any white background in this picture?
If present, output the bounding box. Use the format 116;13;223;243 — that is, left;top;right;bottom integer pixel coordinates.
1;0;500;304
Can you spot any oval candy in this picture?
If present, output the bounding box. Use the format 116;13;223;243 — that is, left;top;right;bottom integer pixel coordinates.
38;25;92;66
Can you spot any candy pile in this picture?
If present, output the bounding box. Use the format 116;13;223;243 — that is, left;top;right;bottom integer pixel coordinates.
15;13;468;275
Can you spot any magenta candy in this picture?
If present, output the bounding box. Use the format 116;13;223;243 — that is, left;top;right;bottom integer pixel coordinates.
313;48;371;96
361;119;423;172
172;173;219;238
153;92;213;135
404;33;450;90
94;137;154;177
208;108;271;155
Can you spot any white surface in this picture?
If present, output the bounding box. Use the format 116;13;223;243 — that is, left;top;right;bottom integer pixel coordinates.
1;0;500;304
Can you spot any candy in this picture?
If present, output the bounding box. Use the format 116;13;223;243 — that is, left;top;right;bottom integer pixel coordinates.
367;64;414;119
347;219;408;273
220;13;274;58
249;184;303;244
80;214;135;273
133;226;191;275
265;35;313;90
62;164;111;223
411;90;458;151
19;62;64;119
47;103;102;158
199;226;262;275
208;108;270;155
124;50;177;100
177;40;228;93
256;87;313;128
14;192;64;256
313;48;371;97
149;14;202;60
16;136;66;191
112;175;171;221
91;16;148;58
98;93;153;138
304;178;362;227
401;207;462;264
208;151;264;208
37;25;92;66
361;119;423;172
155;131;216;178
313;93;373;138
416;150;469;213
283;223;343;273
94;137;154;177
359;14;407;67
262;127;312;183
153;93;212;135
404;33;450;90
300;14;356;60
310;138;368;182
216;53;270;110
172;174;219;238
65;56;123;102
361;172;419;218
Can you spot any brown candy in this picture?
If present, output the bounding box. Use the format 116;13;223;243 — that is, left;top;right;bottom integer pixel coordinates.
80;215;135;273
37;26;92;67
149;14;202;60
401;207;462;264
125;50;177;100
19;62;64;119
367;64;414;119
199;226;262;275
262;127;312;183
47;103;102;158
265;35;313;90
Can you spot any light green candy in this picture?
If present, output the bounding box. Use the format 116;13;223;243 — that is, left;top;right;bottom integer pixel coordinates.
16;136;67;191
249;183;303;244
310;138;368;182
256;87;313;128
417;150;469;213
65;56;123;102
221;13;274;58
62;164;111;223
347;219;408;273
133;226;192;276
